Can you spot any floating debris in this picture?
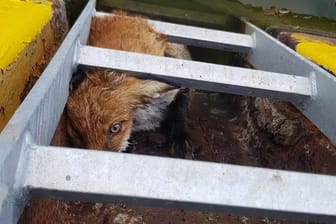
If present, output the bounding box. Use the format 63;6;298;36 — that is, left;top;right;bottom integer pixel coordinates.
279;8;290;15
262;8;278;16
303;15;312;19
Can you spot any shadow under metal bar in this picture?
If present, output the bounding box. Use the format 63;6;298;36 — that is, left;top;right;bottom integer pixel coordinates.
25;146;336;223
78;45;312;101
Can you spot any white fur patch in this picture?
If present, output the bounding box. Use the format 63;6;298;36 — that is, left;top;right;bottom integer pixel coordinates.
118;139;130;152
132;89;179;132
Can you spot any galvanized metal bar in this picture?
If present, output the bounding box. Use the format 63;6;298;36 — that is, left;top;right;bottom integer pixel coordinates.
25;145;336;223
245;22;336;145
0;1;95;223
78;45;312;101
95;11;253;53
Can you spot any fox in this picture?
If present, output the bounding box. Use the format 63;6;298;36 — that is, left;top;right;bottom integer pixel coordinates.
19;11;193;224
66;12;191;157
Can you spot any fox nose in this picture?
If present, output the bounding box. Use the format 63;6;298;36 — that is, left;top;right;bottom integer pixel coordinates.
121;138;137;153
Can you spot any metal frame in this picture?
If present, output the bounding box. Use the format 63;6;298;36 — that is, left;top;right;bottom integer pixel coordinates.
1;0;336;223
245;23;336;146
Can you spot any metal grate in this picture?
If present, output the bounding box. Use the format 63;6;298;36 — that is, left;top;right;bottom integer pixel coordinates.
1;0;336;223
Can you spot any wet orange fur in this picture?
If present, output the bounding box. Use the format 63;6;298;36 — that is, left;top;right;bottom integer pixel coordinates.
89;14;166;56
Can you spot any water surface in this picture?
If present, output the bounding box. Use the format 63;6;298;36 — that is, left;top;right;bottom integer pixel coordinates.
239;0;336;20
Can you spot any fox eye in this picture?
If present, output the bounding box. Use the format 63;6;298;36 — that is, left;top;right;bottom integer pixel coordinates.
109;123;121;135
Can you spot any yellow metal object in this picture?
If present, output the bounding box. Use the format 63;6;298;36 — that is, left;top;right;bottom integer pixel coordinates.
292;33;336;75
0;0;52;69
0;0;60;131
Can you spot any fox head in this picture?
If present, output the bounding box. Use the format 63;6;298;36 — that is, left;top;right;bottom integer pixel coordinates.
66;14;182;151
66;69;177;151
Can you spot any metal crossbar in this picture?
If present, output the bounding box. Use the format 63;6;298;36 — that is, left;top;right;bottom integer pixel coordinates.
78;46;312;100
26;146;336;222
96;11;254;52
1;0;336;223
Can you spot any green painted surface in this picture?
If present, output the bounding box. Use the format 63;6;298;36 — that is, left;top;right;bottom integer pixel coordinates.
98;0;336;34
240;0;336;21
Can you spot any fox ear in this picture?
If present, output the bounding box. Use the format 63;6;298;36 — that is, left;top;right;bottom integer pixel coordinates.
70;66;91;92
126;77;179;107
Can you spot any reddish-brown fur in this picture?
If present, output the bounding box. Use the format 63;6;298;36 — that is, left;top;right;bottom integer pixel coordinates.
89;13;167;56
